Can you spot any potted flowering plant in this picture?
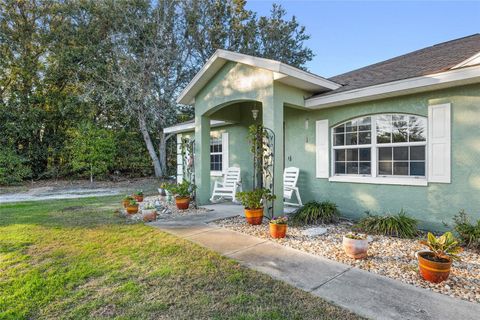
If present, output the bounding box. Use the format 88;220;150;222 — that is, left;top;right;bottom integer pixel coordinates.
158;183;168;196
126;199;139;214
236;188;276;225
417;232;462;283
343;232;369;259
122;195;134;208
165;180;196;210
269;216;288;238
142;203;157;222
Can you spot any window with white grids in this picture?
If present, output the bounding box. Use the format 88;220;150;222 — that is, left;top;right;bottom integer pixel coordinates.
210;136;223;172
332;114;427;179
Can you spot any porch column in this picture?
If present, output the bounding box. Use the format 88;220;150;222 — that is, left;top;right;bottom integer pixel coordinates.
195;114;211;205
262;94;284;215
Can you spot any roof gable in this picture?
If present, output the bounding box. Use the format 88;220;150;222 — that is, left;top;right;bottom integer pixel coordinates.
176;49;341;105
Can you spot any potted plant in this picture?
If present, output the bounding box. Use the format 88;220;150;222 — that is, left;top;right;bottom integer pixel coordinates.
165;180;196;210
122;195;134;208
417;232;462;283
142;203;157;222
134;190;144;202
343;232;369;259
237;188;276;225
270;216;288;238
126;199;139;214
158;183;168;196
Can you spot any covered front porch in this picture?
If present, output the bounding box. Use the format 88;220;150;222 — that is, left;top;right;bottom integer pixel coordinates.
176;50;339;214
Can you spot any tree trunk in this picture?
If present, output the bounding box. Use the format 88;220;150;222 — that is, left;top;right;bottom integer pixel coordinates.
158;131;167;177
138;115;163;177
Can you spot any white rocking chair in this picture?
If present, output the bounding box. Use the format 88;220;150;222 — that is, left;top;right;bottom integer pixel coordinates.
284;167;302;207
210;167;242;203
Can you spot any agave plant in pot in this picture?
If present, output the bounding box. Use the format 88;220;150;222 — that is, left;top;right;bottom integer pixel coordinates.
343;233;369;259
269;216;288;238
417;232;462;283
165;180;196;210
142;203;157;222
236;188;276;225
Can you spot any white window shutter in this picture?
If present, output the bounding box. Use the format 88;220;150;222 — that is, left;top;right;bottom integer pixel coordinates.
222;132;229;173
176;135;183;183
428;103;451;183
316;120;329;178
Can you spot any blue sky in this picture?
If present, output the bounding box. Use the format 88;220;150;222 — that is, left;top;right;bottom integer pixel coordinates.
246;1;480;77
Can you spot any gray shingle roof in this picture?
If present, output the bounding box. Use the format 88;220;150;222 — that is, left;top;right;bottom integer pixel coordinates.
315;34;480;97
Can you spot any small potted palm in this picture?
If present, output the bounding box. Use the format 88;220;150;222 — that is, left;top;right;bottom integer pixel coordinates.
343;232;369;259
417;232;462;283
269;216;288;238
165;180;196;210
122;195;134;208
236;188;276;225
134;190;144;202
126;199;139;214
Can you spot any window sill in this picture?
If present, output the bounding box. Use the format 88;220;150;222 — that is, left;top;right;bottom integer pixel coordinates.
211;171;223;177
328;175;428;186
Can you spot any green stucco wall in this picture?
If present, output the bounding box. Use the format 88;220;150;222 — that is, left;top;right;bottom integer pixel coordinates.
284;83;480;230
180;58;480;231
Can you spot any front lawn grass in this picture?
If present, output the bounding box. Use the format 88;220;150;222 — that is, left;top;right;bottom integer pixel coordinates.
0;196;362;319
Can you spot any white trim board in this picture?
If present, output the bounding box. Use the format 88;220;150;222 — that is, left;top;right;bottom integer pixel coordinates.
305;65;480;109
177;49;341;105
164;120;231;134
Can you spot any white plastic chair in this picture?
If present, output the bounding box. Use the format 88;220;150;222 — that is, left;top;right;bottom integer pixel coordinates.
284;167;302;207
210;167;242;203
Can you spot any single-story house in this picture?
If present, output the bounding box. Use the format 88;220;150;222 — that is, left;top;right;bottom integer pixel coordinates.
165;34;480;230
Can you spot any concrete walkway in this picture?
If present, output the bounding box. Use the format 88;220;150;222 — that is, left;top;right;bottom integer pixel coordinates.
149;203;480;320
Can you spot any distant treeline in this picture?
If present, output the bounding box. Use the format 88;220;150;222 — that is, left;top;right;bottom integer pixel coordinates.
0;0;313;185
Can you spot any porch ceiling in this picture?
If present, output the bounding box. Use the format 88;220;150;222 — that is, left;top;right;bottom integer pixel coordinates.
177;49;341;105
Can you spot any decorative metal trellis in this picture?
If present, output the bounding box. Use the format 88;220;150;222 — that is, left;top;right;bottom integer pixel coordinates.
251;125;275;218
180;137;197;208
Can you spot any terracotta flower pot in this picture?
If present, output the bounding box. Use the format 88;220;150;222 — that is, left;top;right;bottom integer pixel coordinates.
269;223;287;238
142;209;157;222
244;208;264;225
134;195;144;202
343;236;368;259
175;196;190;210
126;204;139;214
122;200;130;208
417;251;452;283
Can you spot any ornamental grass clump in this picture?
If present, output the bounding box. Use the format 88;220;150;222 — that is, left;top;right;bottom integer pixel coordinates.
291;201;339;225
452;209;480;250
354;210;419;238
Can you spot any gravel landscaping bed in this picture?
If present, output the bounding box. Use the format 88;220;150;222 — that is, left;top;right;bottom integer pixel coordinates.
214;216;480;303
121;195;209;221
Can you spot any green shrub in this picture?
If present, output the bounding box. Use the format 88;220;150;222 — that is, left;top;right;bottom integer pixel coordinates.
453;210;480;249
291;201;340;225
67;123;116;182
354;210;418;238
0;148;32;185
